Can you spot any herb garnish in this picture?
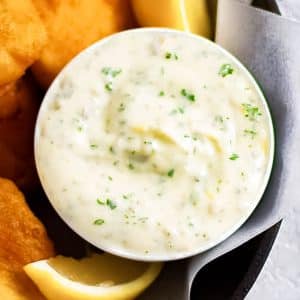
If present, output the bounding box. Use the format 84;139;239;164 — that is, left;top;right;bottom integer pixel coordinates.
93;219;105;225
102;67;122;78
244;129;257;138
106;198;117;210
105;82;113;92
219;64;234;77
128;163;135;170
242;104;262;120
165;52;179;60
109;146;114;153
159;91;165;96
181;89;196;102
167;169;175;177
97;198;117;209
90;144;98;149
229;153;239;160
118;103;126;112
96;198;105;205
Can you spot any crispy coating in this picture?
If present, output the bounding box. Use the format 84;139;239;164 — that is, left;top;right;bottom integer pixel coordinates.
0;0;47;86
0;177;55;299
31;0;135;88
0;76;40;191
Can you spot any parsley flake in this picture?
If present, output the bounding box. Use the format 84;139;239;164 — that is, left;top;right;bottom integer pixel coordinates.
102;67;122;78
165;52;179;60
229;153;239;160
242;104;262;121
93;219;105;225
105;82;113;92
181;89;196;102
106;198;117;210
167;169;175;177
96;198;105;205
159;91;165;96
244;129;257;138
219;64;234;77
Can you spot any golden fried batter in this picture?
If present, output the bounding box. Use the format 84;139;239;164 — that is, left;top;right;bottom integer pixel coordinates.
0;76;40;191
0;0;47;86
31;0;135;88
0;177;55;299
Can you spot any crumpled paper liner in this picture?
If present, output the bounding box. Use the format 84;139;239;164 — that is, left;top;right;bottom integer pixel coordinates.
140;1;300;299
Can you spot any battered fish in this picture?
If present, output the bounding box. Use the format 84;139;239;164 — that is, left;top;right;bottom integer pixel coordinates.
0;0;47;86
31;0;135;88
0;177;55;299
0;76;40;191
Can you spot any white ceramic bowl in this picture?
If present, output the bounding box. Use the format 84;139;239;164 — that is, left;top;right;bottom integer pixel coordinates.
35;28;275;261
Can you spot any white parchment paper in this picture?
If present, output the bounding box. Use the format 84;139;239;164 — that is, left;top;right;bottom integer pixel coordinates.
140;1;300;299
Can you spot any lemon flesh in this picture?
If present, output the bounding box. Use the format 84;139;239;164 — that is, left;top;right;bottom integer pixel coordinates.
24;253;163;300
131;0;212;38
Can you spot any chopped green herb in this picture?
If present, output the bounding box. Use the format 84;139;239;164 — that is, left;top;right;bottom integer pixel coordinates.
128;163;134;170
96;198;105;205
159;91;165;96
102;67;122;77
104;82;113;92
244;129;257;138
242;104;262;120
106;198;117;210
93;219;105;225
165;52;179;60
143;140;152;145
181;89;196;102
167;169;175;177
219;64;234;77
108;176;113;181
229;153;239;160
138;217;148;223
165;52;172;59
215;115;224;123
109;146;114;153
118;103;126;112
77;126;83;132
178;107;185;114
113;160;119;166
90;144;98;149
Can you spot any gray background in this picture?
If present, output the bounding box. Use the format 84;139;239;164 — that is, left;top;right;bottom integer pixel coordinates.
247;1;300;299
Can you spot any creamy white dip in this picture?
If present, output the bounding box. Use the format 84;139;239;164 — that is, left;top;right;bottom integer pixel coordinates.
35;29;274;260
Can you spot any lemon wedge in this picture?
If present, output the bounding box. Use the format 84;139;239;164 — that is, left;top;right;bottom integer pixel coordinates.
131;0;212;38
24;253;163;300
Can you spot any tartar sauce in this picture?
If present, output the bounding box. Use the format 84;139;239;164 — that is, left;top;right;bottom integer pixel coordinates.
35;29;274;260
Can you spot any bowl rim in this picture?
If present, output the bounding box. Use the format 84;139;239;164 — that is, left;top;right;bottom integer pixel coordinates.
34;27;275;262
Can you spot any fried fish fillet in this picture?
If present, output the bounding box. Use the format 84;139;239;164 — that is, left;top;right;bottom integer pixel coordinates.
0;76;40;191
0;0;47;86
0;177;55;299
31;0;135;88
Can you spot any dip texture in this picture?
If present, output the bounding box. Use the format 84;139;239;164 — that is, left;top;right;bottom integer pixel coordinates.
35;29;274;260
